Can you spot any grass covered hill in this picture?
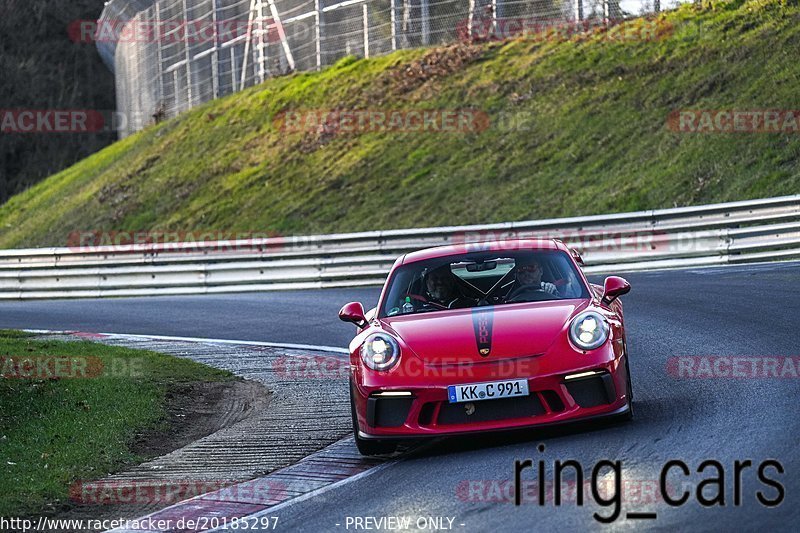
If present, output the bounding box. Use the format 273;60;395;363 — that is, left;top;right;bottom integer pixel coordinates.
1;0;799;249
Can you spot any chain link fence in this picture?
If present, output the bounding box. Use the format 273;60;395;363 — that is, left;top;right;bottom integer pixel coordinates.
97;0;689;136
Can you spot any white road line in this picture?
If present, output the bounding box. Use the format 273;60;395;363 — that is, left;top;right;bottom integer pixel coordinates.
22;329;349;354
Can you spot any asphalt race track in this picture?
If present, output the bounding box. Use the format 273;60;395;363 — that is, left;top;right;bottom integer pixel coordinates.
1;261;798;530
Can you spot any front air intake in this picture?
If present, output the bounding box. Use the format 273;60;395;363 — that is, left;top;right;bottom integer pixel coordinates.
564;373;615;408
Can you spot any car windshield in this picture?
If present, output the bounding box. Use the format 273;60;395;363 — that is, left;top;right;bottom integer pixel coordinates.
380;250;589;317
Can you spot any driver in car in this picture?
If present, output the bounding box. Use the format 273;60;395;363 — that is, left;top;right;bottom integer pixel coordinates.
506;258;559;302
424;266;475;309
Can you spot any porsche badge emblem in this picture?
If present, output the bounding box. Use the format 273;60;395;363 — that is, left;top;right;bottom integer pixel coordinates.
479;348;490;356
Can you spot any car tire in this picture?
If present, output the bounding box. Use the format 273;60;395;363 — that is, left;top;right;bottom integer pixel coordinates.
350;380;398;456
621;342;634;421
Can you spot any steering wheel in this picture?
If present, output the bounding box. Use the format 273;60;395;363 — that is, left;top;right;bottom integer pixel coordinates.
506;285;561;303
481;267;519;303
506;285;537;302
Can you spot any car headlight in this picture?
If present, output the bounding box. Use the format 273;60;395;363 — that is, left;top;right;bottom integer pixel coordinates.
569;311;609;351
360;333;400;371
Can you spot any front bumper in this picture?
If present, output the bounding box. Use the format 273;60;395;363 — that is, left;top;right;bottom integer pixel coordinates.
352;354;630;439
357;404;632;441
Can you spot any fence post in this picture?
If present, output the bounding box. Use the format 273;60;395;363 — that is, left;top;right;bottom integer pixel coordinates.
230;47;237;91
390;0;398;50
154;2;165;107
362;4;370;58
256;0;267;83
211;0;220;97
603;0;620;24
401;0;411;48
315;0;323;68
574;0;583;22
491;0;497;37
173;69;180;107
240;0;257;87
181;0;192;107
467;0;474;42
421;0;430;45
265;0;296;70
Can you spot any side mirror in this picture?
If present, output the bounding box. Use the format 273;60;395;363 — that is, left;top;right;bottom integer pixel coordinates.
339;302;368;328
570;248;585;266
601;276;630;305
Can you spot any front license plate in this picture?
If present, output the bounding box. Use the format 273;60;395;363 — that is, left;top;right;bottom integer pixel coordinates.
447;379;529;403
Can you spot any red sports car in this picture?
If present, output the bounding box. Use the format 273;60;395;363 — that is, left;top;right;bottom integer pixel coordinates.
339;239;633;455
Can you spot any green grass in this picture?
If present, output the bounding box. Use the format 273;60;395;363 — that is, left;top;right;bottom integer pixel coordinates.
0;332;235;516
1;0;800;248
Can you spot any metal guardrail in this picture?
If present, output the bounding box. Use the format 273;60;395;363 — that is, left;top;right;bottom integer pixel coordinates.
0;195;798;298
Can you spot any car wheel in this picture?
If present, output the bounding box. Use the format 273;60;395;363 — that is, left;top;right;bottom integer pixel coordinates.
621;342;634;421
350;380;398;456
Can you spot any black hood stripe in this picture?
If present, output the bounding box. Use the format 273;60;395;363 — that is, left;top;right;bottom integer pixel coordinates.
472;307;494;357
